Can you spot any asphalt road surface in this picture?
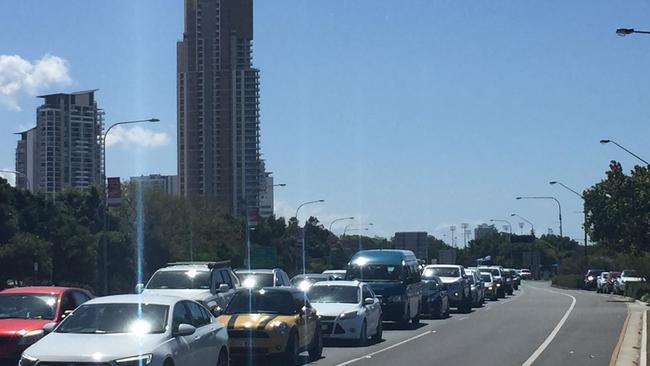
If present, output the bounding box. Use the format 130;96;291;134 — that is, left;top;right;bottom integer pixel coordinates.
299;281;628;366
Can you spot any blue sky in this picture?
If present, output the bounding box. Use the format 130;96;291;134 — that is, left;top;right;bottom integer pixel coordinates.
1;1;649;241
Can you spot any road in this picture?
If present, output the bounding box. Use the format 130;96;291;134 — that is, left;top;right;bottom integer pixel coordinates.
303;281;628;366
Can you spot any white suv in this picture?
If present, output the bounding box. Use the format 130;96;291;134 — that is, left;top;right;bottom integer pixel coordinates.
139;261;239;315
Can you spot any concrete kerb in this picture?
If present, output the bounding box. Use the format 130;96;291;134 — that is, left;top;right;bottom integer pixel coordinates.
612;300;648;366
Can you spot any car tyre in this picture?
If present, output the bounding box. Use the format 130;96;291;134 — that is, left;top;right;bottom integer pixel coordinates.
358;320;368;346
283;331;300;366
217;348;229;366
399;304;411;327
460;295;472;313
372;317;383;341
443;301;450;318
308;326;323;361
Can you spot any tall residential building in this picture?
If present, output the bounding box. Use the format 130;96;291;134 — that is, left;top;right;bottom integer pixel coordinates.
258;168;274;218
130;174;180;196
15;90;103;194
177;0;263;215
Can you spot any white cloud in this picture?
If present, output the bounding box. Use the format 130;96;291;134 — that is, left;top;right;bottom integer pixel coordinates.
0;169;16;186
105;125;170;148
0;54;72;110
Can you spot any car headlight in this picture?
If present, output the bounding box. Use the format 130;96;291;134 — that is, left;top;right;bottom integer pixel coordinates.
115;354;153;366
19;354;38;366
271;321;289;335
18;329;44;346
588;276;594;281
339;311;358;321
496;283;501;287
386;295;405;303
488;286;493;290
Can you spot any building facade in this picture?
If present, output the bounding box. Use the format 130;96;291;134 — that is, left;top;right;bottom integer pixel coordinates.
258;168;274;218
474;223;498;239
177;0;263;215
130;174;180;196
15;90;103;194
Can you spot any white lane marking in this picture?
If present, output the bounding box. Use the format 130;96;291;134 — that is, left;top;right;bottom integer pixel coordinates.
521;287;577;366
335;330;432;366
641;310;647;366
457;317;469;321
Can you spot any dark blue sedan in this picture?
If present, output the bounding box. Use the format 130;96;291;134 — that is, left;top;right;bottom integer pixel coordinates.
420;271;450;319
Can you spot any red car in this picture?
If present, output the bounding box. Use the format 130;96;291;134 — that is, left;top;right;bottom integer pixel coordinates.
0;286;93;362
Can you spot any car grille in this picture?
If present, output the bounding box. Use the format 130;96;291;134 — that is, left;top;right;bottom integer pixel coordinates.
319;315;336;321
228;329;270;338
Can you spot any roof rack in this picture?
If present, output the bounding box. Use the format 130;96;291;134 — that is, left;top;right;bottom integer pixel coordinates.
167;260;231;269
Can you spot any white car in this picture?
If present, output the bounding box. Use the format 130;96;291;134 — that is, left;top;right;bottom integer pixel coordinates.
323;269;347;280
619;270;645;292
308;281;382;345
596;272;610;293
20;294;229;366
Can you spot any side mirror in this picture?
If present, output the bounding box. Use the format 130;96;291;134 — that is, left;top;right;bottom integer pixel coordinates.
174;323;196;337
364;298;374;306
218;284;230;292
301;306;313;317
211;306;223;317
61;310;73;320
43;322;57;334
135;283;144;294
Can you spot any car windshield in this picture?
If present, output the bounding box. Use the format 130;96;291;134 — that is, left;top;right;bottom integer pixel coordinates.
481;274;492;282
146;270;211;290
225;291;296;315
0;294;58;320
308;286;359;304
346;264;403;281
624;270;638;277
428;267;460;278
239;273;274;288
56;303;168;334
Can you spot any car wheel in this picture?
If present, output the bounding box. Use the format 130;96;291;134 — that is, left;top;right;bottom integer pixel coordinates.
461;296;472;313
217;348;229;366
399;304;411;327
283;331;300;366
163;359;174;366
308;326;323;361
358;320;368;346
372;317;383;341
435;299;444;319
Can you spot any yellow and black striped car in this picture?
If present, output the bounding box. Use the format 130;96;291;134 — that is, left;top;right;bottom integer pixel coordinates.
217;287;323;365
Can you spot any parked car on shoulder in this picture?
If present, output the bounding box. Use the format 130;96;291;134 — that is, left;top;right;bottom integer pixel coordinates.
138;261;238;314
290;273;334;291
345;250;422;325
425;264;471;313
0;286;92;364
322;270;347;280
519;268;532;280
618;269;645;293
583;269;606;290
479;272;498;301
20;294;229;366
596;272;610;293
308;281;382;345
420;269;450;318
217;287;322;364
235;268;291;289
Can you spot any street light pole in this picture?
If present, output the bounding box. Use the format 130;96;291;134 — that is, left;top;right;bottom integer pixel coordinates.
0;169;30;190
600;139;649;165
295;199;325;275
329;217;355;233
516;196;562;237
101;118;159;295
510;214;535;235
550;181;589;267
616;28;650;37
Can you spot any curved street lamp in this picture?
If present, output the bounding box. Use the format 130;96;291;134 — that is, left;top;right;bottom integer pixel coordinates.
550;181;589;266
101;117;159;295
0;169;30;190
616;28;650;37
510;213;535;235
294;199;325;275
489;219;512;234
329;217;355;233
516;196;562;237
599;139;648;165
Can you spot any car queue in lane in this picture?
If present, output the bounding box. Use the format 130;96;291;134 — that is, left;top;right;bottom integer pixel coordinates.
8;249;524;366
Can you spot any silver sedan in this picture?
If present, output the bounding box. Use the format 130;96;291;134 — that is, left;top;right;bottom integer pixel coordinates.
19;294;228;366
